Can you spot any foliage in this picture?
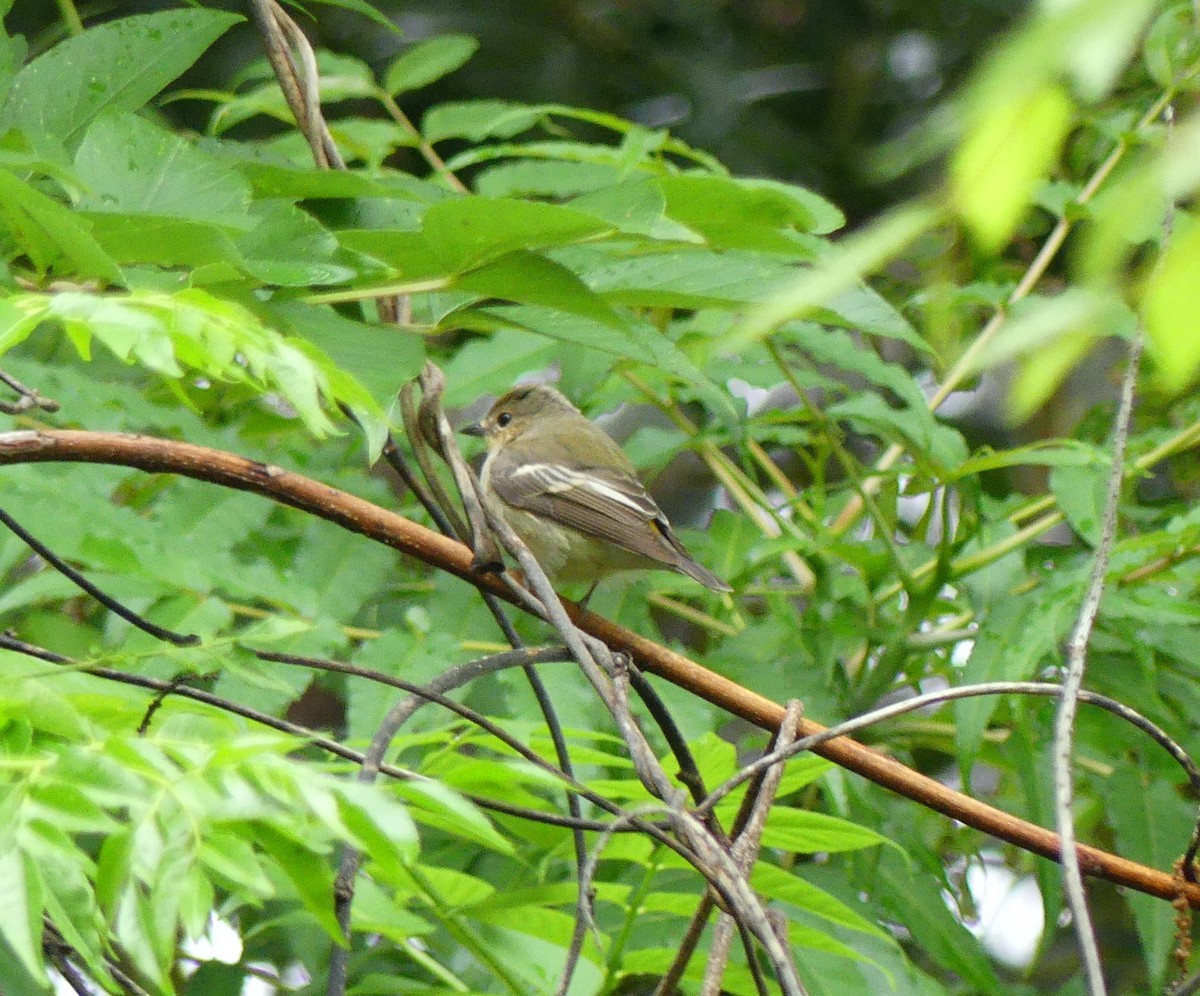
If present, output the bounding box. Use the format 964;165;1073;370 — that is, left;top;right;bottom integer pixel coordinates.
0;2;1199;994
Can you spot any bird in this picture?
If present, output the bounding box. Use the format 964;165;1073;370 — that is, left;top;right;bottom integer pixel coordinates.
461;384;732;594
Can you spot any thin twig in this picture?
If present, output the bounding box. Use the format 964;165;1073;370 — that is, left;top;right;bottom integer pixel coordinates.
1170;970;1200;996
701;701;807;996
398;382;471;541
45;942;93;996
255;648;620;821
43;917;151;996
0;368;60;413
655;698;813;995
699;680;1200;817
1052;291;1145;993
378;92;470;193
248;0;344;169
0;504;199;646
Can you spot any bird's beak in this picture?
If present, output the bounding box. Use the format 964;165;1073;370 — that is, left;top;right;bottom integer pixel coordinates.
460;421;486;437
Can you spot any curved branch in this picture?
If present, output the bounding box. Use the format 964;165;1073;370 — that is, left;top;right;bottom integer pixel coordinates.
3;427;1198;908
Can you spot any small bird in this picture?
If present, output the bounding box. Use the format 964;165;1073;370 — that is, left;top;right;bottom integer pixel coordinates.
462;384;732;593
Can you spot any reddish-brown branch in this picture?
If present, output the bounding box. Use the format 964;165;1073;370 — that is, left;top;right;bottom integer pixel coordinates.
2;427;1197;908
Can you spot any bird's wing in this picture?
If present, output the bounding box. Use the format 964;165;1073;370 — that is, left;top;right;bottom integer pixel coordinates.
489;457;684;564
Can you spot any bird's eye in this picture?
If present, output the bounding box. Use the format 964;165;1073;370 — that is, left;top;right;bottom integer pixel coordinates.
496;412;512;428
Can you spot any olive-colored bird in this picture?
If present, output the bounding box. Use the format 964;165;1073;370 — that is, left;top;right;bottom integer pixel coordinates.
463;384;731;593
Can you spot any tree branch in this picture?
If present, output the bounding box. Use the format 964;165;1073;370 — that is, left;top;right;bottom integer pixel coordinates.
2;427;1198;908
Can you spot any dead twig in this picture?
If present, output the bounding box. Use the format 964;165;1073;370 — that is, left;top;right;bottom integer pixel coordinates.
0;368;59;413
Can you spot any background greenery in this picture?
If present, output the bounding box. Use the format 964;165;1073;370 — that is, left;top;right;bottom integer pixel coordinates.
1;0;1199;993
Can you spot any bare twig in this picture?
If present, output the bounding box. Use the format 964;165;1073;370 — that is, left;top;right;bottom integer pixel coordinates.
699;680;1199;818
377;93;469;193
397;381;472;541
1053;338;1141;994
412;366;503;570
0;504;198;646
247;0;344;169
43;915;153;996
701;701;807;996
44;937;94;996
1170;970;1200;996
0;368;59;413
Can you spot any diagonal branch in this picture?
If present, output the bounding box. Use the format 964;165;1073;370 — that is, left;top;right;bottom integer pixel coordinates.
1;427;1198;909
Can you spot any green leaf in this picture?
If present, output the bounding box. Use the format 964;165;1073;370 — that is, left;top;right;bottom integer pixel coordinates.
0;33;25;113
827;392;968;470
752;864;888;939
37;849;108;985
349;878;434;942
198;832;275;898
234;201;354;286
570;179;703;242
334;228;448;281
734;203;938;348
1050;462;1108;546
967;290;1113;377
255;824;342;940
1144;2;1200;87
270;301;424;457
336;782;420;884
0;289;380;436
184;963;247;995
572;244;798;309
82;213;245;270
75;109;251;223
458;250;625;327
1062;0;1156;99
422;100;547;144
0;9;242;150
206;52;377;136
422;196;612;271
479;158;623;198
1013;336;1101;426
0;848;43;982
782;324;926;409
873;853;1001;993
415;864;496;909
951;84;1074;253
0;170;122;282
954;597;1070;768
113;883;168;989
392;781;514;854
385;35;479;96
1142;215;1200;393
439;328;559;406
1102;766;1195;987
816;285;928;352
301;0;401;33
952;440;1105;478
461;304;736;421
748;808;888;854
658;173;842;251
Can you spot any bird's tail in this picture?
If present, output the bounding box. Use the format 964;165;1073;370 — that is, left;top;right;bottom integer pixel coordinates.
677;556;732;593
